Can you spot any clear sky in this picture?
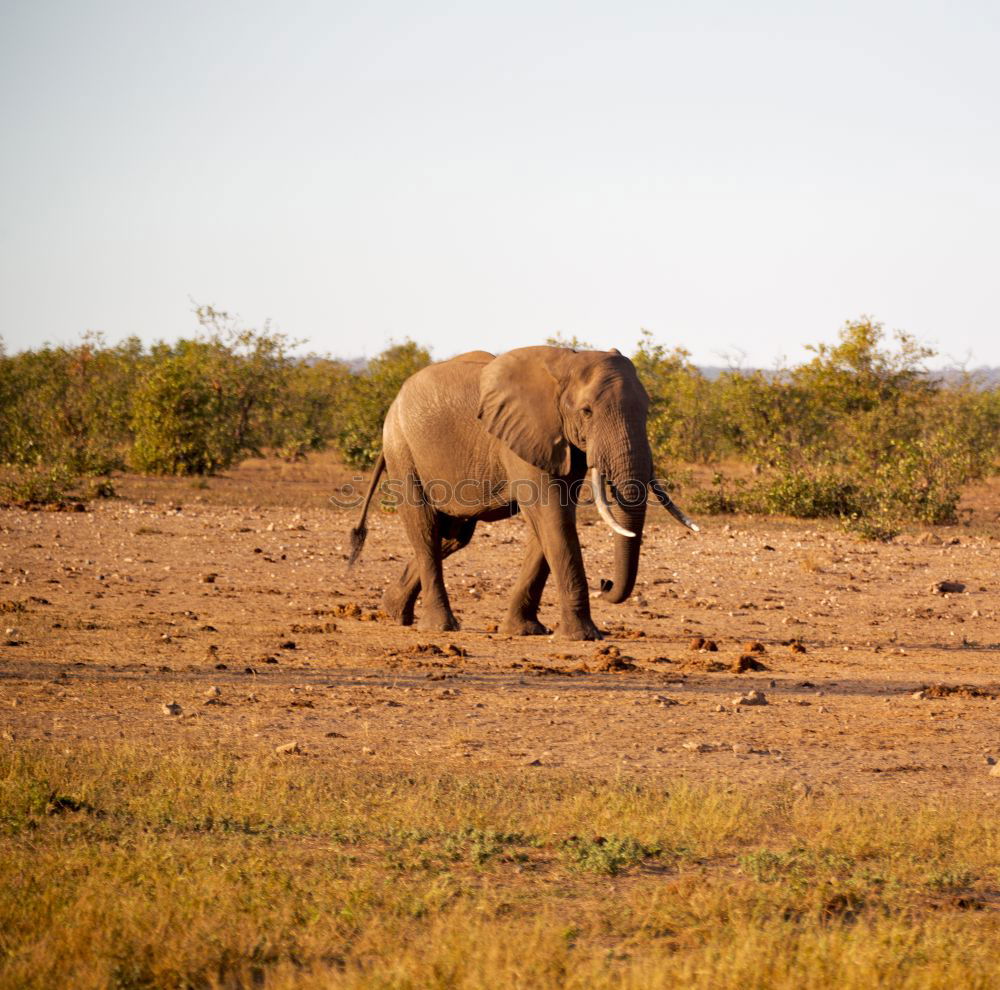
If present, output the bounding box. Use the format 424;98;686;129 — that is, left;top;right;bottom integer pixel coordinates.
2;1;998;367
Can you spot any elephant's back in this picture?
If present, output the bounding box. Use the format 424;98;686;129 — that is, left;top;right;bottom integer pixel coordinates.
384;356;502;496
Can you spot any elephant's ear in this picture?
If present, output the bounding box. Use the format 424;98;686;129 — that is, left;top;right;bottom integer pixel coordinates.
477;348;572;476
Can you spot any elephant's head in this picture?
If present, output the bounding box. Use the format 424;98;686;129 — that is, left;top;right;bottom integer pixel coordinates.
477;346;697;604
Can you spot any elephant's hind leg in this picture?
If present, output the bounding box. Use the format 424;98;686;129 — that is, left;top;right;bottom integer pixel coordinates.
500;532;551;636
393;472;463;630
383;517;476;626
383;559;420;625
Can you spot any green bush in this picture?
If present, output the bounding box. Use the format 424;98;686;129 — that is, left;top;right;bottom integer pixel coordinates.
130;309;293;475
333;341;432;469
0;466;79;507
0;334;143;474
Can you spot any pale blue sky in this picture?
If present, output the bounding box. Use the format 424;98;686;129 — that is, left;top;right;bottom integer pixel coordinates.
2;1;998;366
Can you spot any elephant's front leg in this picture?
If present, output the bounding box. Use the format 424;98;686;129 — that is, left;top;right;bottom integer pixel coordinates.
522;497;601;641
500;532;551;636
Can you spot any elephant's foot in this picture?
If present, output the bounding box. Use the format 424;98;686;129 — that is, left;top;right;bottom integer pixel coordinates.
418;608;461;632
499;615;551;636
382;585;416;626
555;616;604;641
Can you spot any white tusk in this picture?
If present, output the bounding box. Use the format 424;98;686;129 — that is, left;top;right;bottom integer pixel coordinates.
590;468;636;538
650;480;700;532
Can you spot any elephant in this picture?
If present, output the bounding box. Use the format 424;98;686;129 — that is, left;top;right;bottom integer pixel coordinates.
348;345;698;640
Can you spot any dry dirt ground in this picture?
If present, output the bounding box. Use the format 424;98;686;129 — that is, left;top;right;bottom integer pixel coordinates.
2;455;999;802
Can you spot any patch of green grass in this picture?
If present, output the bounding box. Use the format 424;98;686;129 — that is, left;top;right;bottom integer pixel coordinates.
1;745;998;989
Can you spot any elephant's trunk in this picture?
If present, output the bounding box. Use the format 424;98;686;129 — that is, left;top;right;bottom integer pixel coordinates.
591;430;650;604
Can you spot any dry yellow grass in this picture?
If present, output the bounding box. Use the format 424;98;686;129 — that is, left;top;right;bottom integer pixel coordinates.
2;743;998;989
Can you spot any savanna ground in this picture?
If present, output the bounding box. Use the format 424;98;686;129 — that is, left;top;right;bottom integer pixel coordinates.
2;452;999;988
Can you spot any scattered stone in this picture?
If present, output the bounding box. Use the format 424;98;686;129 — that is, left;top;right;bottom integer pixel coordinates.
445;643;468;657
162;701;182;716
733;690;768;707
714;704;726;712
733;654;768;673
743;641;767;654
204;685;221;698
788;641;807;654
362;746;376;756
598;656;638;672
915;532;942;545
990;764;1000;779
201;573;218;584
275;741;301;755
918;683;1000;700
690;637;718;652
930;581;966;594
682;740;723;753
653;694;679;707
280;640;296;650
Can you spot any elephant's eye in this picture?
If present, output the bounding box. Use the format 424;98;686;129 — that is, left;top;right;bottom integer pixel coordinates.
581;406;592;418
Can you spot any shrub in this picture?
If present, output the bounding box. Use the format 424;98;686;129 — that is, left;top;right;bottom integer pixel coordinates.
334;341;431;468
0;334;143;474
130;309;293;475
0;466;79;507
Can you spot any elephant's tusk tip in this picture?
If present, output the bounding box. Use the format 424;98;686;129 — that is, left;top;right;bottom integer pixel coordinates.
614;525;636;538
688;522;701;533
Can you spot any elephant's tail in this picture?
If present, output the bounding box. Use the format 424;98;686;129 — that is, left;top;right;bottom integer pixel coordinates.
347;452;386;567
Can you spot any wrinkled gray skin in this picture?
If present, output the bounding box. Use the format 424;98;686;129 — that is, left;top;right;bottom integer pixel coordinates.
349;346;694;640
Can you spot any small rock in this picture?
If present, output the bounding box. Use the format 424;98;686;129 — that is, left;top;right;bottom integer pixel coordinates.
788;641;807;654
653;694;679;707
204;685;221;698
362;745;376;756
911;690;927;700
731;742;752;755
162;701;182;716
733;654;768;673
275;742;301;755
984;755;996;766
201;573;218;584
682;740;719;753
733;690;768;707
280;640;296;650
930;581;966;594
744;641;767;653
990;763;1000;778
714;704;726;712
